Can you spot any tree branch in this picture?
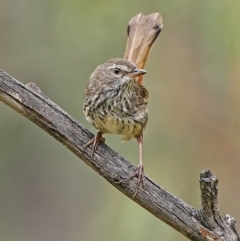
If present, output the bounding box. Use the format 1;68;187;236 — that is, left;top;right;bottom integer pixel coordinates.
0;69;239;241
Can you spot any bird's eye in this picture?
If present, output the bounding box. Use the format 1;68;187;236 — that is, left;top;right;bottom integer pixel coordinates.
113;68;120;74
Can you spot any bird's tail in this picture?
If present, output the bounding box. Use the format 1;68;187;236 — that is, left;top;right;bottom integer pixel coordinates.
124;13;163;84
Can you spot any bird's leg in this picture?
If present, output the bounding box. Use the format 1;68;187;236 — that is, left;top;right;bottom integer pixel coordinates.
130;134;145;198
83;131;105;158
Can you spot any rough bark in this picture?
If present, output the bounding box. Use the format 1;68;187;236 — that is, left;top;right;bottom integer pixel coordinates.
0;69;239;241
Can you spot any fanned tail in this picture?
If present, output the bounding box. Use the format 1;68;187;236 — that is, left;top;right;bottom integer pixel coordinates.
124;13;163;84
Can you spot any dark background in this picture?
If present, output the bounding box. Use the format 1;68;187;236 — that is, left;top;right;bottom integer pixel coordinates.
1;1;240;241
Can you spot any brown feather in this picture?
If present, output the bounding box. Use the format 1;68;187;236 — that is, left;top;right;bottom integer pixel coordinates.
124;13;163;84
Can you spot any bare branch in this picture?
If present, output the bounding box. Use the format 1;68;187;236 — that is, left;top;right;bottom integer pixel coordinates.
0;69;239;241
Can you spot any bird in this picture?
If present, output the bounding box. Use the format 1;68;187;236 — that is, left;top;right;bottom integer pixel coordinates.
83;13;163;198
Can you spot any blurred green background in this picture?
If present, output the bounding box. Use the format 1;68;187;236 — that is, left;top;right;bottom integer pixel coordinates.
1;0;240;240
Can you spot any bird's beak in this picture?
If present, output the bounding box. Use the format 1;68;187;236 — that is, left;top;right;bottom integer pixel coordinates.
129;68;147;78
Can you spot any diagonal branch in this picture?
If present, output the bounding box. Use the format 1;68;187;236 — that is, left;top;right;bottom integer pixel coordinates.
0;69;239;241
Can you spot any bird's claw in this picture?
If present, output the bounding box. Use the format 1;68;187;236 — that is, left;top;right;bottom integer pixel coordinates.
129;164;145;198
83;132;105;158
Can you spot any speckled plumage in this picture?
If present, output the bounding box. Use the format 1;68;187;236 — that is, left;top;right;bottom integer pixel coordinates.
83;13;162;198
83;58;148;140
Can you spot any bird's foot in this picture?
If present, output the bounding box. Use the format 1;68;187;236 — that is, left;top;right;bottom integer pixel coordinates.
83;132;105;158
129;164;145;198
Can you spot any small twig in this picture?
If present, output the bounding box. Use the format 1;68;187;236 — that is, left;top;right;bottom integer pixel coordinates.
194;170;240;240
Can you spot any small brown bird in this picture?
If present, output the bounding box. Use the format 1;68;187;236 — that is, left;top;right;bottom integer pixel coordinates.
83;13;163;197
